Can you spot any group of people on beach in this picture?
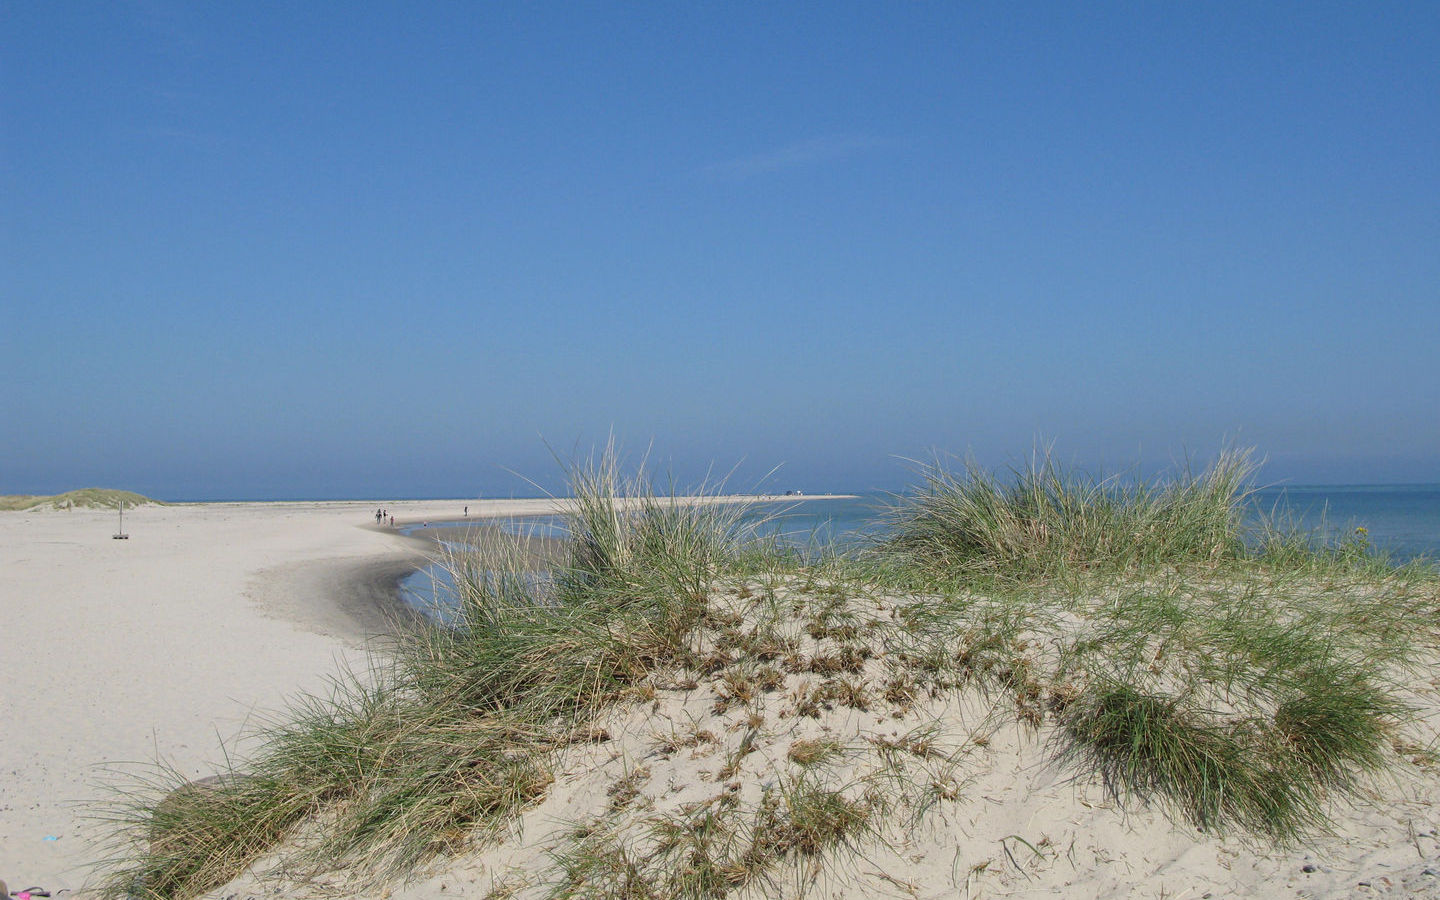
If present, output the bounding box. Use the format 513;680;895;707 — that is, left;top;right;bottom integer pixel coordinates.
374;508;394;526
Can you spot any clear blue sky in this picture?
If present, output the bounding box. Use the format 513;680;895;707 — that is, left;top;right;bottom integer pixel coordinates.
3;3;1437;499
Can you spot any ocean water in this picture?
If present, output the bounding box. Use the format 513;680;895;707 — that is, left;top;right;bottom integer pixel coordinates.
398;486;1440;618
741;488;1440;564
1248;484;1440;565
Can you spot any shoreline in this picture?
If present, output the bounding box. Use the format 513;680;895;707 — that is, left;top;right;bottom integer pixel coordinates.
251;549;432;638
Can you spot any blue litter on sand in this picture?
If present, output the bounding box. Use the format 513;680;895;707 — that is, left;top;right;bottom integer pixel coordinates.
44;834;58;840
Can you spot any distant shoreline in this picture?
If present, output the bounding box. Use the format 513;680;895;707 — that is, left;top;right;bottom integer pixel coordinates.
2;491;866;507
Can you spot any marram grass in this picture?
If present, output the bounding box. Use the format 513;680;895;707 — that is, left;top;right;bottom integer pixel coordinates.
881;446;1256;580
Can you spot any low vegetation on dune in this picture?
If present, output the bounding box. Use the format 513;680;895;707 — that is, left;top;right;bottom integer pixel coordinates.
0;488;160;511
96;448;1440;899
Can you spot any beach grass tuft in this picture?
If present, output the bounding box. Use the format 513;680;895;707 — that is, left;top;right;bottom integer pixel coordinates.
881;446;1256;580
1060;681;1318;841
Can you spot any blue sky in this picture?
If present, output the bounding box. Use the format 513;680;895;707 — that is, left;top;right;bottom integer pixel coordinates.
3;3;1438;499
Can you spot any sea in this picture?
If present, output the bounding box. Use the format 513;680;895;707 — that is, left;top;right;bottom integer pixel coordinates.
396;485;1440;619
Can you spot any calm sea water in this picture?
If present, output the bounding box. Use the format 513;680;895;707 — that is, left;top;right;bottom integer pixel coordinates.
739;487;1440;564
1249;484;1440;564
398;486;1440;617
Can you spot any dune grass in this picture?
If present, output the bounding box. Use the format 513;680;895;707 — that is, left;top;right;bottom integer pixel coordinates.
94;446;1439;898
881;447;1256;580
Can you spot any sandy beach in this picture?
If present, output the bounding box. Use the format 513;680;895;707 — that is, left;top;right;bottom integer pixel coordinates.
4;496;1438;899
0;498;570;891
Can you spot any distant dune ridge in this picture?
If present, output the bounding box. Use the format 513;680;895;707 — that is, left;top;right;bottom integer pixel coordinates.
0;488;160;511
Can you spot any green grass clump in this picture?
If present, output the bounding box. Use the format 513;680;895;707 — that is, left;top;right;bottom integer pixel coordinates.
1061;683;1316;841
882;447;1255;580
1059;663;1402;843
1270;666;1400;789
107;680;558;897
406;449;760;722
111;769;309;900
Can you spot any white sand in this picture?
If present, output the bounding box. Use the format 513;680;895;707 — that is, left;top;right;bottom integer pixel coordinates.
0;498;564;892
